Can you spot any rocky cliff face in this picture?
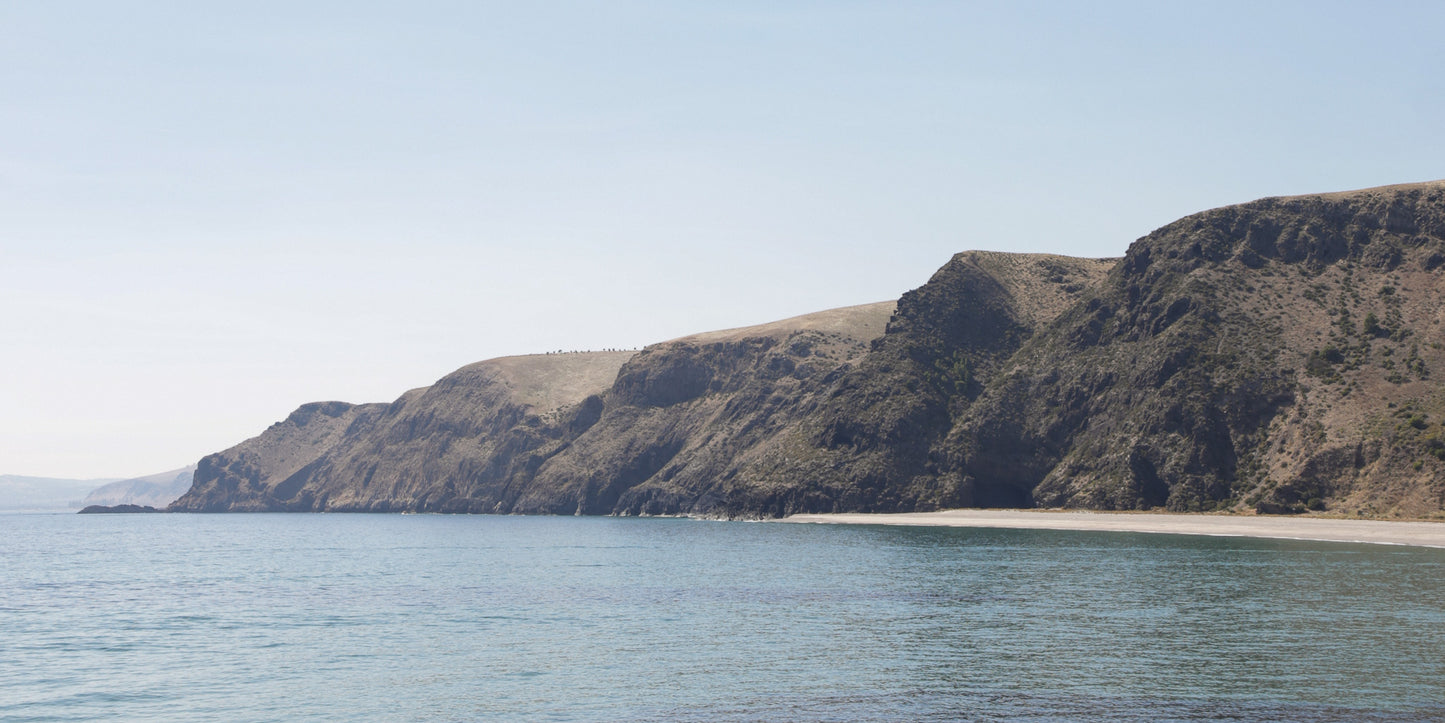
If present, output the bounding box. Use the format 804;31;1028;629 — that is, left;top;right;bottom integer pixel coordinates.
944;181;1445;517
711;252;1113;515
174;181;1445;519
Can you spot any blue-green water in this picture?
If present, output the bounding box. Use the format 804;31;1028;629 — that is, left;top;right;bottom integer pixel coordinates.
2;514;1443;722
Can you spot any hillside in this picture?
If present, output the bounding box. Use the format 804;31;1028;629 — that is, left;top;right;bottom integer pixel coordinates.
698;252;1114;515
82;465;196;508
929;181;1445;518
171;351;637;512
986;180;1445;517
173;253;1106;516
173;302;905;513
172;181;1445;519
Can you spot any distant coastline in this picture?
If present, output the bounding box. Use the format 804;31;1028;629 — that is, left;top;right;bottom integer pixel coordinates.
783;509;1445;549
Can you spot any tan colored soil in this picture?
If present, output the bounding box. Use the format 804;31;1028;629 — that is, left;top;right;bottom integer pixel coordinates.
783;509;1445;548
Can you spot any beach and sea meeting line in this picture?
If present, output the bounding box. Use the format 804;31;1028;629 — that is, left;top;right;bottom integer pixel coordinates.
784;509;1445;549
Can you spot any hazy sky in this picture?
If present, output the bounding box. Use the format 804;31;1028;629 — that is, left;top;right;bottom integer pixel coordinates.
4;1;1443;479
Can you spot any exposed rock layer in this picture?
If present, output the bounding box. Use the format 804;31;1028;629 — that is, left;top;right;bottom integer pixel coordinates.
172;182;1445;519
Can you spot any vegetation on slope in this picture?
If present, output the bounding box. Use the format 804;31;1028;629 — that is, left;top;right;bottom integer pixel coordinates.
948;181;1445;517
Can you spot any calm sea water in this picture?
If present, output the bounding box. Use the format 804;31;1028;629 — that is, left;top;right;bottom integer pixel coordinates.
2;513;1443;722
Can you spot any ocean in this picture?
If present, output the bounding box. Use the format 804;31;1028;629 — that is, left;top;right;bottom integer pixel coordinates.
3;513;1443;722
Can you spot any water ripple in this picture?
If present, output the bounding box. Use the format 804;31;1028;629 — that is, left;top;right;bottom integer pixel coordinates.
1;514;1442;721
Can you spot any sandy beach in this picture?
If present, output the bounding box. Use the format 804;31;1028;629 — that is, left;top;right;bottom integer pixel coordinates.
783;509;1445;548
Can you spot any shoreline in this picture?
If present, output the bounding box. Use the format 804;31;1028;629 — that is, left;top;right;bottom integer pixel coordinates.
782;509;1445;549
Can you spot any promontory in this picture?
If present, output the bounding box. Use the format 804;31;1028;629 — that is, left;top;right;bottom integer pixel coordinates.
171;181;1445;520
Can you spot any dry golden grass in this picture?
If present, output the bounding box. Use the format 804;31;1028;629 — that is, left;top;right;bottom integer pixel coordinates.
470;351;638;412
963;251;1115;326
669;300;896;346
1302;179;1445;202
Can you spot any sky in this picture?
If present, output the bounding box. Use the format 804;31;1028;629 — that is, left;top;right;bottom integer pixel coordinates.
3;1;1444;479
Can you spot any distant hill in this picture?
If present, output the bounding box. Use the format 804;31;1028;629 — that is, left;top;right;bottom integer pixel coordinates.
172;181;1445;519
83;465;196;508
0;475;118;512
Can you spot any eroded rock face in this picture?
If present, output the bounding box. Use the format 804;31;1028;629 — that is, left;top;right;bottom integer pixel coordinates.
710;252;1114;516
947;182;1445;515
172;181;1445;518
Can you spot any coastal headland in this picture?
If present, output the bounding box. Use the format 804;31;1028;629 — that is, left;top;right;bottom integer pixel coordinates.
170;181;1445;520
784;509;1445;548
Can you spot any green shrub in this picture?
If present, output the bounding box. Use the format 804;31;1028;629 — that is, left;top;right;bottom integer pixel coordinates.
1363;312;1383;337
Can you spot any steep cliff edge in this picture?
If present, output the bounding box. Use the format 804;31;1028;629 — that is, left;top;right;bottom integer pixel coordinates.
947;181;1445;516
712;252;1113;515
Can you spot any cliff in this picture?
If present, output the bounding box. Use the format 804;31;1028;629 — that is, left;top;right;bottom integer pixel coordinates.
173;181;1445;518
945;181;1445;517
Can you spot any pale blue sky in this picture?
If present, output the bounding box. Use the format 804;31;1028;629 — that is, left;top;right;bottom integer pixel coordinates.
3;1;1443;478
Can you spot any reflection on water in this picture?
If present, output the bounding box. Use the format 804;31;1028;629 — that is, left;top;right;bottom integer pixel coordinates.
2;514;1442;721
